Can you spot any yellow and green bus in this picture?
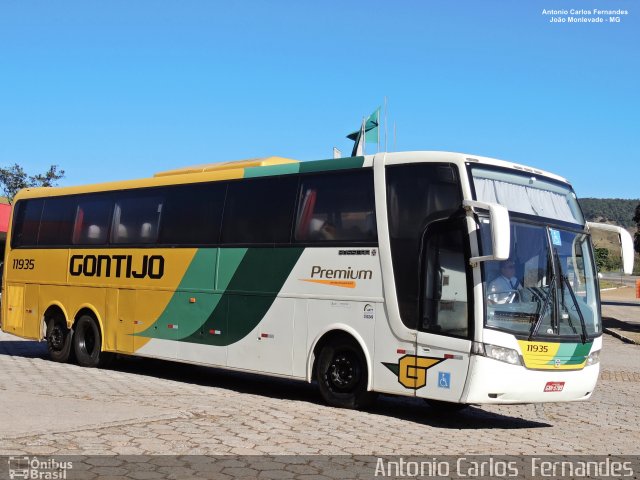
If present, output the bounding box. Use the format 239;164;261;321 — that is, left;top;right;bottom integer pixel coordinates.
1;152;634;409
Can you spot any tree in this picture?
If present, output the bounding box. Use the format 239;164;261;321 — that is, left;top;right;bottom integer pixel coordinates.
594;247;610;272
634;203;640;254
0;164;65;202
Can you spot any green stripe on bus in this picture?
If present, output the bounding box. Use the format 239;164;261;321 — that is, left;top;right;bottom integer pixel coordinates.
135;248;248;341
243;163;300;178
217;248;248;291
135;247;304;346
547;342;592;365
242;157;365;178
182;247;304;346
298;156;364;173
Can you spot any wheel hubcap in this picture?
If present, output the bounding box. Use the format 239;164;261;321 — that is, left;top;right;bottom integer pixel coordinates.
48;325;64;351
328;353;359;391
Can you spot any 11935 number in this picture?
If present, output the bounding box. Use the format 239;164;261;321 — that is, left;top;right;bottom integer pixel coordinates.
13;258;35;270
527;344;549;353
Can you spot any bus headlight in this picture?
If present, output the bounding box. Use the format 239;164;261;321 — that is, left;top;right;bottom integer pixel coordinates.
483;344;522;366
586;350;600;366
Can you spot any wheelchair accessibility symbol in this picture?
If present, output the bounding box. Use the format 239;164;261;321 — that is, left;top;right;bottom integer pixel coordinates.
438;372;451;389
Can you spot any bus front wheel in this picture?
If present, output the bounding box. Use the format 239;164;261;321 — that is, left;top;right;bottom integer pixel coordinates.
73;314;112;368
46;316;73;363
316;338;376;409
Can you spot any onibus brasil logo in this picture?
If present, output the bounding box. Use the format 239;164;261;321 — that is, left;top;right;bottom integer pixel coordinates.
8;457;72;479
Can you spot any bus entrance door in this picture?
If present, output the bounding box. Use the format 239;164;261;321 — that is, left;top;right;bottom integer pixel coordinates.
415;218;472;403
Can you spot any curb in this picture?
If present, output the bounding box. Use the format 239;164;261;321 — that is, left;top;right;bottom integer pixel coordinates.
603;327;640;345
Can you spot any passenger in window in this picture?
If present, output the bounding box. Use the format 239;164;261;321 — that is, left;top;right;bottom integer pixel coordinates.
87;225;102;243
309;218;337;241
488;260;523;304
117;224;129;241
140;222;154;241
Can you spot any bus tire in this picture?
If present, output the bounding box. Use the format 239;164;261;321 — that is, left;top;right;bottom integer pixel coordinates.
46;315;73;363
73;314;112;368
316;337;376;409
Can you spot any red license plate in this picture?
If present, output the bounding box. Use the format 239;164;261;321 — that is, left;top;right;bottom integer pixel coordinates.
544;381;565;392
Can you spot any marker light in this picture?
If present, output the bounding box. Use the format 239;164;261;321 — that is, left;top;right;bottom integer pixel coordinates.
483;344;522;366
586;350;600;366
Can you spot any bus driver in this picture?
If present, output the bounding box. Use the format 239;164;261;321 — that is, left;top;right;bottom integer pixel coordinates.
488;260;523;304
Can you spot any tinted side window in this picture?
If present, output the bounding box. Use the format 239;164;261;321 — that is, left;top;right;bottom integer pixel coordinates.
386;164;462;329
112;193;163;244
12;199;44;247
294;170;376;243
38;197;77;245
159;183;226;245
72;195;113;245
221;176;298;244
422;220;469;338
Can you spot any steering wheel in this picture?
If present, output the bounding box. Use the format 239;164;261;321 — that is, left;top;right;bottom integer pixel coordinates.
488;289;521;304
504;289;521;303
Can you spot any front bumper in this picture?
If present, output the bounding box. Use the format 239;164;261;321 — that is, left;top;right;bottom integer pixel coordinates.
462;354;600;404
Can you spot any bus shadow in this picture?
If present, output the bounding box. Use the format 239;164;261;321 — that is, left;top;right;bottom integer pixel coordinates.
603;317;640;337
370;397;552;429
109;355;551;430
0;341;550;429
0;340;48;358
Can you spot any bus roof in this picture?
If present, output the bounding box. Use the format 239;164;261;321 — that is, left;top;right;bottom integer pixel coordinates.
12;151;571;202
382;151;570;185
153;156;299;177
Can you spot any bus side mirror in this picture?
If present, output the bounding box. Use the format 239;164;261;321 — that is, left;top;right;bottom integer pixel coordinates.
587;222;635;275
463;200;511;264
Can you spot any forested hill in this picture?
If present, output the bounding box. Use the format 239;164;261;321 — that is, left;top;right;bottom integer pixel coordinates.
578;198;639;228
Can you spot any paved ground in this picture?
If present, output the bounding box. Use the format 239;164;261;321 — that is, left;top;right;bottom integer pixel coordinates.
0;328;639;459
601;284;640;305
601;286;640;344
2;288;640;478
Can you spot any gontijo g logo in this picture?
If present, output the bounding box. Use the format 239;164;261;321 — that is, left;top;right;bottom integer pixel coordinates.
383;355;445;389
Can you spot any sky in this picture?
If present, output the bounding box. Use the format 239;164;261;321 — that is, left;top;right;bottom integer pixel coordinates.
0;0;638;198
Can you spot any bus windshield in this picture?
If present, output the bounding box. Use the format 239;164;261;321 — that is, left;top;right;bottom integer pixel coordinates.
479;220;600;339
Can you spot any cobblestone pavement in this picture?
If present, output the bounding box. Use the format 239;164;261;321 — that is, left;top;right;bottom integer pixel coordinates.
1;330;639;458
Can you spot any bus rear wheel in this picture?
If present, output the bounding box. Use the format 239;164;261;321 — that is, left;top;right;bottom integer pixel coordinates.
316;338;376;409
73;314;112;368
46;316;73;363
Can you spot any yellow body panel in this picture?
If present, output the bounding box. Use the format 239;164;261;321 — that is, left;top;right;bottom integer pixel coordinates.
11;156;297;203
3;248;198;350
10;168;246;203
3;285;25;336
154;156;298;177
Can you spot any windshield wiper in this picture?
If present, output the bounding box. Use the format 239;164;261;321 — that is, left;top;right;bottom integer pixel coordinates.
553;249;588;344
529;276;555;341
559;274;588;344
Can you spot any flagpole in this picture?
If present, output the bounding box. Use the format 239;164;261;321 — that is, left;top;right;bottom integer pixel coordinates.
377;108;380;153
384;97;388;153
361;116;366;155
393;121;397;151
